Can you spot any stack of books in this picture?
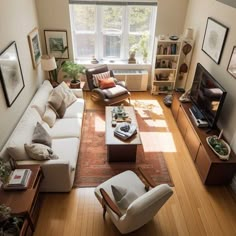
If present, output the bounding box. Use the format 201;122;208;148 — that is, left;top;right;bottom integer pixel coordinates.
114;122;137;140
4;169;32;190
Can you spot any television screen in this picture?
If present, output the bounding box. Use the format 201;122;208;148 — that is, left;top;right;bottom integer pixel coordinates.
190;63;227;128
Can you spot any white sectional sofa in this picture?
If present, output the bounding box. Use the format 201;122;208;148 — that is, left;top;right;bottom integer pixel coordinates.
0;80;84;192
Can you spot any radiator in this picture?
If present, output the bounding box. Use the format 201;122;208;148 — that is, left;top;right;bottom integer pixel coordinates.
113;70;148;91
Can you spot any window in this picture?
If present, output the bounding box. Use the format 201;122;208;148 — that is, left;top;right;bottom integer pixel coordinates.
70;2;157;62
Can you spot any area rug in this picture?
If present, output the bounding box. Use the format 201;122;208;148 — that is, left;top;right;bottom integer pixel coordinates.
74;103;173;187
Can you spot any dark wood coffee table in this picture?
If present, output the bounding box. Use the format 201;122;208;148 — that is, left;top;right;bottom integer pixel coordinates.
105;106;142;162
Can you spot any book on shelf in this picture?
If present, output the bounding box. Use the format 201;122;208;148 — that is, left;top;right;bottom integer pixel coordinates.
4;169;32;190
114;122;137;140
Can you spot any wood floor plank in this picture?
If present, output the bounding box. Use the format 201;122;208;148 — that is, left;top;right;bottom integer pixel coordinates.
34;92;236;236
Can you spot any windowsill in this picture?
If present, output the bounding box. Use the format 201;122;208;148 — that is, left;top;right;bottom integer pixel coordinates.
74;59;152;70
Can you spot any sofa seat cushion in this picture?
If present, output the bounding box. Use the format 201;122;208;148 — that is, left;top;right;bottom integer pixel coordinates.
31;80;53;117
7;109;42;161
49;118;82;138
63;99;85;119
52;138;80;170
102;85;128;99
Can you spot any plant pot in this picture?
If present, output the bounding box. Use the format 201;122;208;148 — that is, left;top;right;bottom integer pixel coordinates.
70;81;80;89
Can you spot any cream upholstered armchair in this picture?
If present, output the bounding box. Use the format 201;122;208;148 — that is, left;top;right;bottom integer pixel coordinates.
85;65;131;105
94;168;173;234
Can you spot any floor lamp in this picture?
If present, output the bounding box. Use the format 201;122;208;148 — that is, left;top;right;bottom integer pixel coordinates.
41;55;58;86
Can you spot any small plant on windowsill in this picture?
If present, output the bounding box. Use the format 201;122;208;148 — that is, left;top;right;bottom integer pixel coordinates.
61;61;86;88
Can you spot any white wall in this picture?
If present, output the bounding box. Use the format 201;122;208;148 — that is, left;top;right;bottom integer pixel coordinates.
183;0;236;151
156;0;189;36
0;0;44;149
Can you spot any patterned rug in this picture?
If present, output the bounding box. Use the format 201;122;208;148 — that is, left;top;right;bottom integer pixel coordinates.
74;101;173;187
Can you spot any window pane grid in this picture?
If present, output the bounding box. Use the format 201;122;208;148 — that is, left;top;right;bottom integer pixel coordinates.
70;4;157;61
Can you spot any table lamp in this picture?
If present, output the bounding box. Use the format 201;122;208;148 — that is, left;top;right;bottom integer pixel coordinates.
41;55;57;83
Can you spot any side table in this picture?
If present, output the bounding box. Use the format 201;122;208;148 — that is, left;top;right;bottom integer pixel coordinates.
0;165;43;236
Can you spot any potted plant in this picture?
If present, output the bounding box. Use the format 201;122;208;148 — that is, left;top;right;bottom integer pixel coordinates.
61;61;86;88
0;204;24;236
0;159;11;185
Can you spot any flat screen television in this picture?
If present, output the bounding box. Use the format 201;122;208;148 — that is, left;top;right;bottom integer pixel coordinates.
190;63;227;128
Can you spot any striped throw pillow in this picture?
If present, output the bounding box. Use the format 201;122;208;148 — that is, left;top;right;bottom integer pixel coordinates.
93;71;111;87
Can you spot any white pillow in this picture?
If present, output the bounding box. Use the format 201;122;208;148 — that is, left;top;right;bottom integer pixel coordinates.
31;80;53;117
54;82;77;107
24;143;59;161
42;105;57;127
111;185;138;209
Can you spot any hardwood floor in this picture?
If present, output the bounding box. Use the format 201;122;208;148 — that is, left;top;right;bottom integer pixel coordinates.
34;91;236;236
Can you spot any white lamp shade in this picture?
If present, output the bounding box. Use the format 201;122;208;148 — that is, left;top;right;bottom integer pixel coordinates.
41;55;57;71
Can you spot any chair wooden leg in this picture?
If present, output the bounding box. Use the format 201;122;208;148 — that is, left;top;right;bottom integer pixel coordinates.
102;199;107;219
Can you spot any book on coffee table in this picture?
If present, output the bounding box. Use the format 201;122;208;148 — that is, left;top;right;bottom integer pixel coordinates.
114;122;137;140
4;169;32;190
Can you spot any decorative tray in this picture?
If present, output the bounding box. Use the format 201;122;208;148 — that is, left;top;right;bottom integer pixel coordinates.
206;135;231;161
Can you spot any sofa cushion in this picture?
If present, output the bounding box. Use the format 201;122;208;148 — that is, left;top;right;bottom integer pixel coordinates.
63;99;85;119
50;118;82;138
24;143;59;160
31;80;53;117
48;90;66;118
111;185;138;209
93;71;111;87
42;105;57;128
7;109;42;161
102;85;128;98
51;138;80;170
58;82;77;107
32;122;52;147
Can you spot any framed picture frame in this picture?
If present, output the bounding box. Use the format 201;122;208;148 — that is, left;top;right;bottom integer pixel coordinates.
44;30;69;59
0;41;25;107
227;46;236;79
202;17;228;64
28;27;42;69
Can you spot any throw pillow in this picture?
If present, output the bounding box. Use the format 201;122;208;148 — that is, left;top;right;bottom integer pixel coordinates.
42;105;57;128
48;89;66;118
55;82;77;107
111;185;138;209
92;71;111;87
99;77;116;89
24;143;59;160
32;122;52;147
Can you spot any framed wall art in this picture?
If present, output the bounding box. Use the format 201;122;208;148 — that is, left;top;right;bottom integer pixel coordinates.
28;27;42;69
44;30;69;59
227;46;236;79
202;17;228;64
0;41;25;107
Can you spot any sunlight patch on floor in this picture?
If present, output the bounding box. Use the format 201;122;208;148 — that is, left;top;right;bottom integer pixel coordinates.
95;116;105;132
144;119;168;128
140;132;177;153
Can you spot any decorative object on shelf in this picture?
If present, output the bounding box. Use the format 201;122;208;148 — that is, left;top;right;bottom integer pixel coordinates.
28;27;42;69
227;46;236;79
61;61;86;88
41;55;58;85
202;17;228;64
179;42;192;77
169;35;179;41
206;134;231;161
91;56;98;64
44;30;69;59
0;41;25;107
